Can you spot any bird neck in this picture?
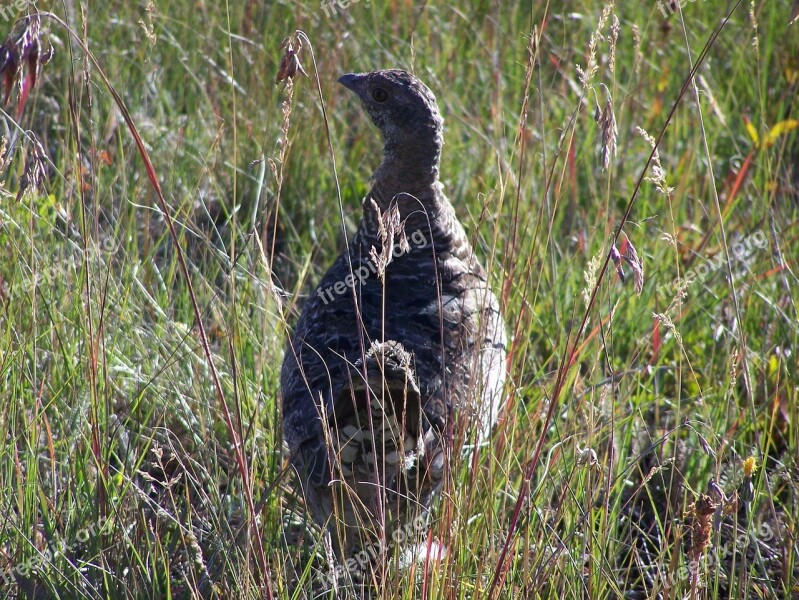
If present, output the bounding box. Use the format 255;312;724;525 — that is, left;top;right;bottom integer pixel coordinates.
375;135;442;188
353;120;449;244
367;132;443;211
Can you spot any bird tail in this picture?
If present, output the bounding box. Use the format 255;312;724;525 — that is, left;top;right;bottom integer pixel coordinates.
331;341;435;487
328;341;442;560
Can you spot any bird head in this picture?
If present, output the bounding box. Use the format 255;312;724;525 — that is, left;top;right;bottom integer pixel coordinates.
338;69;443;157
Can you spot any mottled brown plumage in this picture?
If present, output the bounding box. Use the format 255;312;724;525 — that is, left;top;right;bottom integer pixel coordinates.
280;69;506;569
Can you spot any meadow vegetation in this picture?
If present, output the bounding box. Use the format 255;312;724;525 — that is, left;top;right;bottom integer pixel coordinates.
0;1;796;598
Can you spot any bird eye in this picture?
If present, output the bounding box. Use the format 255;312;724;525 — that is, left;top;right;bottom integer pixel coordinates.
371;87;388;103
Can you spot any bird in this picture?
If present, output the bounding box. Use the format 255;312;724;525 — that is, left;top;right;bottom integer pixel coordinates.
280;69;506;576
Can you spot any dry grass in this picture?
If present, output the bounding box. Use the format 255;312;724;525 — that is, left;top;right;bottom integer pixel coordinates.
0;1;797;599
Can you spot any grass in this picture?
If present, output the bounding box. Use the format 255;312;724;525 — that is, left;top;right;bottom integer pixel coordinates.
0;0;797;598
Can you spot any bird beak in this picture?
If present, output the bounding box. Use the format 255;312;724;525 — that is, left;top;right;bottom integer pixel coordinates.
337;73;362;91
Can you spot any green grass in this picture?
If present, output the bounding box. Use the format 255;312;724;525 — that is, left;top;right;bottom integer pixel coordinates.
0;0;797;598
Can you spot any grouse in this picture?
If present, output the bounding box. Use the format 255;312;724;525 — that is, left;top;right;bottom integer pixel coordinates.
280;69;506;569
